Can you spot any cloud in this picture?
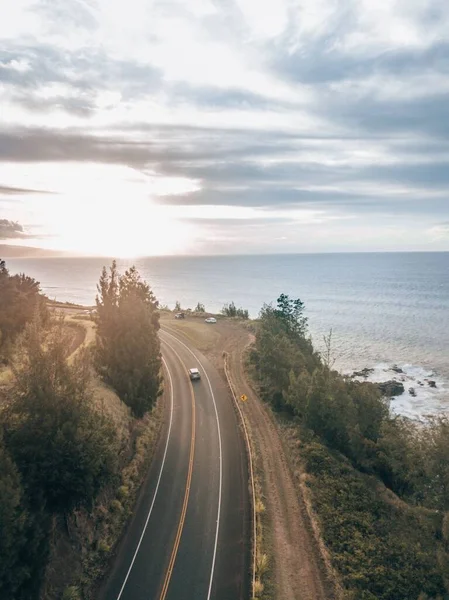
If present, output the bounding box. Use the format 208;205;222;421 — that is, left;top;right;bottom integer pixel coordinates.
427;222;449;241
0;0;448;253
0;219;28;239
0;184;50;195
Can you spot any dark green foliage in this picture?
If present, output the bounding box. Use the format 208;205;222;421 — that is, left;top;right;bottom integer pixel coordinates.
303;443;445;600
272;293;308;337
195;302;205;312
250;293;449;598
0;436;29;598
95;262;162;417
221;301;249;319
6;319;119;514
0;258;48;353
250;294;319;412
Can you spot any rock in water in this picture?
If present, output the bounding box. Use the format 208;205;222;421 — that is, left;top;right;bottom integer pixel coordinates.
391;365;404;374
377;380;405;397
409;387;416;397
352;367;375;378
428;380;437;388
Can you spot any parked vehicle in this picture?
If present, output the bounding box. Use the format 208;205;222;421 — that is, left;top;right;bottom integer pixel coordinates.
205;317;217;323
189;368;201;381
175;312;185;319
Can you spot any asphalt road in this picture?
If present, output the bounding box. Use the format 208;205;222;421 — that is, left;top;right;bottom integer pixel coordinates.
98;328;249;600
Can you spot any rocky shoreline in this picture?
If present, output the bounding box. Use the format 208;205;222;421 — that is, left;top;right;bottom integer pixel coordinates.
350;365;438;398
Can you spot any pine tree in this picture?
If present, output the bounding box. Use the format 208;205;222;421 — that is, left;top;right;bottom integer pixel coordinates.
95;263;162;417
7;319;119;514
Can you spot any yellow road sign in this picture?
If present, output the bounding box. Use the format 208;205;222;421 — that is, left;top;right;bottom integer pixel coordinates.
240;394;248;402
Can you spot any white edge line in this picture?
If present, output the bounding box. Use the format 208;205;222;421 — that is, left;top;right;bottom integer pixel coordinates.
116;356;174;600
223;353;257;596
161;330;223;600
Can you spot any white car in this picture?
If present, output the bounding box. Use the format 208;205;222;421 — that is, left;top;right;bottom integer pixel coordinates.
189;368;201;381
205;317;217;324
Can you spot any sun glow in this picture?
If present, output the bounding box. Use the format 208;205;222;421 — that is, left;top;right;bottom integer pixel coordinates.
37;196;193;257
1;162;196;256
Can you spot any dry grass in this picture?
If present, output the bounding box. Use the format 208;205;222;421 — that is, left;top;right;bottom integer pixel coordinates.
0;366;10;384
278;421;345;599
161;316;222;353
65;316;96;361
91;379;130;438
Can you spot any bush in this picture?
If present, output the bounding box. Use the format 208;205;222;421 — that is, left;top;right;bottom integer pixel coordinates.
7;320;119;514
249;293;449;599
221;301;249;319
302;442;445;600
0;259;48;354
110;499;123;513
62;586;81;600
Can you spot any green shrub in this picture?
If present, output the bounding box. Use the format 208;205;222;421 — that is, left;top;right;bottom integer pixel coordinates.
97;540;110;554
7;323;119;514
110;499;123;513
221;301;249;319
117;485;129;501
302;442;445;600
62;585;81;600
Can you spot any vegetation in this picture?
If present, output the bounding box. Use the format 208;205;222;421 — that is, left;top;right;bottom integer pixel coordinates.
222;300;249;319
195;302;205;312
7;319;119;514
0;318;118;598
0;260;164;598
95;261;162;417
0;258;48;357
249;294;449;599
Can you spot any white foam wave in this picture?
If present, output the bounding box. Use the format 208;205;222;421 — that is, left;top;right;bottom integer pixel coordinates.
343;362;449;419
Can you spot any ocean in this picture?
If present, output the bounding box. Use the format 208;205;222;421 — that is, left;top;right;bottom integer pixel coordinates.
5;252;449;419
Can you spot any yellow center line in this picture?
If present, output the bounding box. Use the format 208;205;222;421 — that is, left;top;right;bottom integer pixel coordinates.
158;341;196;600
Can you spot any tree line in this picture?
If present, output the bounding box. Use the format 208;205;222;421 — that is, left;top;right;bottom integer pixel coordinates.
172;299;249;319
250;294;449;599
0;259;48;359
0;259;162;599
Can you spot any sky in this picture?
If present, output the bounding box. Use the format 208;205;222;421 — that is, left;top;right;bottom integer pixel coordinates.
0;0;448;256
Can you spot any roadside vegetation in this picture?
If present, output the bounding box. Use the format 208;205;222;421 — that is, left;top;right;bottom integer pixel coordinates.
222;301;249;319
95;261;162;417
0;258;163;600
248;294;449;600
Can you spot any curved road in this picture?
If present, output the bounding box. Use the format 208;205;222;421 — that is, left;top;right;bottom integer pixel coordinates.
99;329;249;600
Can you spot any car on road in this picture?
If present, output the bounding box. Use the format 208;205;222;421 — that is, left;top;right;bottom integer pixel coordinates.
189;368;201;381
205;317;217;324
175;312;185;319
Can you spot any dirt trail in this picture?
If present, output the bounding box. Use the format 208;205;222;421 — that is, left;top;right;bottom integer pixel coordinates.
165;317;335;600
224;329;335;600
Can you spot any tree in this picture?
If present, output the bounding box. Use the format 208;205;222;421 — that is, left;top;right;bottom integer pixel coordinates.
273;293;308;337
7;319;119;514
0;436;29;597
221;301;249;319
0;259;48;353
175;300;181;312
195;302;205;313
95;262;162;417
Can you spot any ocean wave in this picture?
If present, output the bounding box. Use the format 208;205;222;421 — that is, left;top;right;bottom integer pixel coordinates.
344;362;448;419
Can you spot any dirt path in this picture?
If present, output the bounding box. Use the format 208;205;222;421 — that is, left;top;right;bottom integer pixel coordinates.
224;329;335;600
164;317;335;600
